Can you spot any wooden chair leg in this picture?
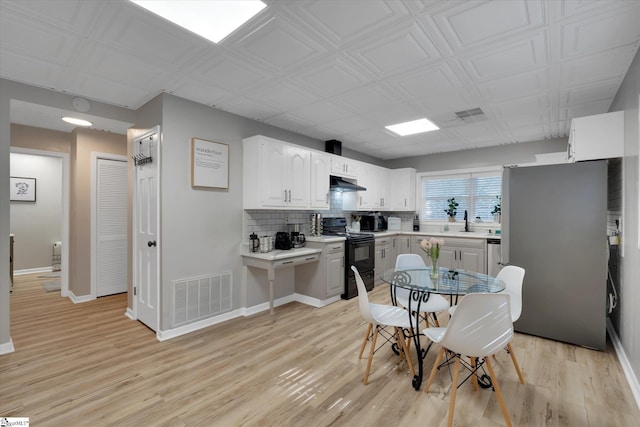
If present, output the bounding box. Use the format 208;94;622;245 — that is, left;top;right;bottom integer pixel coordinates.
358;323;372;359
484;356;513;427
432;312;440;327
424;347;445;393
363;326;379;385
470;357;479;391
507;342;525;384
447;356;461;427
396;328;415;377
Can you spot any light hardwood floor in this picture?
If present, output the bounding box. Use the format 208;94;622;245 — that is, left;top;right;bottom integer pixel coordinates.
1;273;638;426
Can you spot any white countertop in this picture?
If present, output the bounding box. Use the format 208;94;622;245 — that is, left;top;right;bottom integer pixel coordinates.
371;230;501;239
305;235;346;243
241;247;322;261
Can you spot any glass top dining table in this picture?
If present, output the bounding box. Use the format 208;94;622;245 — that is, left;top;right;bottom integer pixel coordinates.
380;267;506;295
379;266;506;391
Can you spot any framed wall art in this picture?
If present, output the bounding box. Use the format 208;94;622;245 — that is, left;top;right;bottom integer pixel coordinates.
10;177;37;202
191;138;229;189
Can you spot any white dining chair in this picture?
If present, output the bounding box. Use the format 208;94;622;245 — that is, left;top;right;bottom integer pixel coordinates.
394;254;450;327
447;265;526;384
352;265;415;385
423;293;515;427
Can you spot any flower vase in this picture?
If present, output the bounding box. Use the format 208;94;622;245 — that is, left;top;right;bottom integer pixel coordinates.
430;258;439;279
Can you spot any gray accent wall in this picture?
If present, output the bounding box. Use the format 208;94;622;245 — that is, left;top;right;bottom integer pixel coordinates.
9;153;62;271
385;138;567;172
156;93;363;331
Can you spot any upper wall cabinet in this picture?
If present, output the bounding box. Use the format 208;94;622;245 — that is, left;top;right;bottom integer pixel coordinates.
243;136;310;209
568;111;624;162
330;156;359;178
391;168;416;211
354;164;391;211
310;152;331;210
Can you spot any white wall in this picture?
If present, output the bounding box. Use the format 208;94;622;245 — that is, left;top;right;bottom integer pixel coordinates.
10;153;62;271
609;46;640;395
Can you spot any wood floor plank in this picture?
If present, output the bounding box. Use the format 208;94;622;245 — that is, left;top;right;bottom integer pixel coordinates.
1;274;639;426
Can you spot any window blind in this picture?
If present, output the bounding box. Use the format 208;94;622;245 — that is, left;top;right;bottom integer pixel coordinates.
420;170;501;222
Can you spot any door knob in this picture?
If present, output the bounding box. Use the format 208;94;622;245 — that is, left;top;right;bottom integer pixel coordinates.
147;240;157;247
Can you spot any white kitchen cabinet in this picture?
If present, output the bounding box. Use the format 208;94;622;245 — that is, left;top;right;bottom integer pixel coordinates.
325;248;344;296
296;240;345;300
330;156;359;178
391;168;416;211
396;235;411;255
374;235;393;284
310;152;331;209
568;111;623;162
356;164;390;210
243;136;310;209
411;235;486;274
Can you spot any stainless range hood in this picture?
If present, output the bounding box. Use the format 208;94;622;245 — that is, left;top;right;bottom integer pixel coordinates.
330;175;366;192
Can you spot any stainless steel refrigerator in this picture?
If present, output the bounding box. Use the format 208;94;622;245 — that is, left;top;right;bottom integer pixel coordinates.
502;160;607;350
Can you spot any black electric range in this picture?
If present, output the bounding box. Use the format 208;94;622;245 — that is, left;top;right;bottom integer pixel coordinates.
322;217;375;299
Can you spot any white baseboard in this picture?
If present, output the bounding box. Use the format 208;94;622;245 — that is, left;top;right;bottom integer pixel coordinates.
124;308;135;320
607;319;640;412
156;308;244;341
68;291;94;304
15;266;53;276
0;338;15;355
152;293;344;342
293;293;341;308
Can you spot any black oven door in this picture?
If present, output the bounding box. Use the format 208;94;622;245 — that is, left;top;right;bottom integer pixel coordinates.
347;239;375;275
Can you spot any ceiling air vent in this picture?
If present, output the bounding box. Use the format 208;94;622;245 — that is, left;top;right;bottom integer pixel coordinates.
454;107;487;123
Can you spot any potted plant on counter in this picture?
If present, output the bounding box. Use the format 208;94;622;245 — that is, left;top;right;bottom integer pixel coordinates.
491;196;501;223
444;197;459;222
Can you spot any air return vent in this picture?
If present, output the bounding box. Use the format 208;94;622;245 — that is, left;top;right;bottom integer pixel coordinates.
172;272;232;327
454;107;487;123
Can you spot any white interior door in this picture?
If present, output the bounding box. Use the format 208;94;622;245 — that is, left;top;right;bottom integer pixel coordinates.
96;157;127;297
134;129;160;331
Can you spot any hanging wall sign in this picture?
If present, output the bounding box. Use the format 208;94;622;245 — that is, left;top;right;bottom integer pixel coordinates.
191;138;229;189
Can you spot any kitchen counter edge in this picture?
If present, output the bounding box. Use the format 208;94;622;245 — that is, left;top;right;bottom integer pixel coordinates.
372;231;501;240
241;247;322;261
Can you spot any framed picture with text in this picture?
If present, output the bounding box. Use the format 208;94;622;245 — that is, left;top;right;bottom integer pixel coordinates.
191;138;229;189
10;177;37;202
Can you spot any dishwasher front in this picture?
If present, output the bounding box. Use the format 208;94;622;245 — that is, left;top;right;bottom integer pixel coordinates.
487;238;502;277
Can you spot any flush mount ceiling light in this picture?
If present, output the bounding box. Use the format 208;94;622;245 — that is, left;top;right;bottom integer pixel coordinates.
129;0;267;44
62;117;93;127
385;118;440;136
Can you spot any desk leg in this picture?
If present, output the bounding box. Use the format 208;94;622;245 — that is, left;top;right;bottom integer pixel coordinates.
267;268;275;316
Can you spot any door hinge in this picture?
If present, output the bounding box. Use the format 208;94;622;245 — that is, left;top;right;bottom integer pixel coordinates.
134;286;137;296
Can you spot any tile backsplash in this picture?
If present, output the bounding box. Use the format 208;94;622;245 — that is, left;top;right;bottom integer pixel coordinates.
244;190;416;239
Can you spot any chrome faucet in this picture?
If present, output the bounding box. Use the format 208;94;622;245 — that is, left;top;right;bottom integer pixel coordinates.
464;210;469;232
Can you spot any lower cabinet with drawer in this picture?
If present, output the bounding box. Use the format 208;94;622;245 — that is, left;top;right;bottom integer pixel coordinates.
296;241;345;300
412;235;487;274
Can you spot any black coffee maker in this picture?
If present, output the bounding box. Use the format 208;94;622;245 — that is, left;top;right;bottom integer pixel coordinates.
275;232;292;250
288;223;306;248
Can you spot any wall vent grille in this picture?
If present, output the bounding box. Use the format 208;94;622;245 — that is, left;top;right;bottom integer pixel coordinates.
172;272;232;327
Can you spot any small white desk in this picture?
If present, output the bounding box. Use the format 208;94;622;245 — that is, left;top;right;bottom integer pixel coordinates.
242;248;321;314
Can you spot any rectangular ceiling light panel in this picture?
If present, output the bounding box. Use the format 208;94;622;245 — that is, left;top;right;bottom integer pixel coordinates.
385;118;440;136
130;0;266;43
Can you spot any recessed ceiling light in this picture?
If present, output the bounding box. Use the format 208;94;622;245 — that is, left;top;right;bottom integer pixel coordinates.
129;0;267;44
62;117;93;127
385;118;440;136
